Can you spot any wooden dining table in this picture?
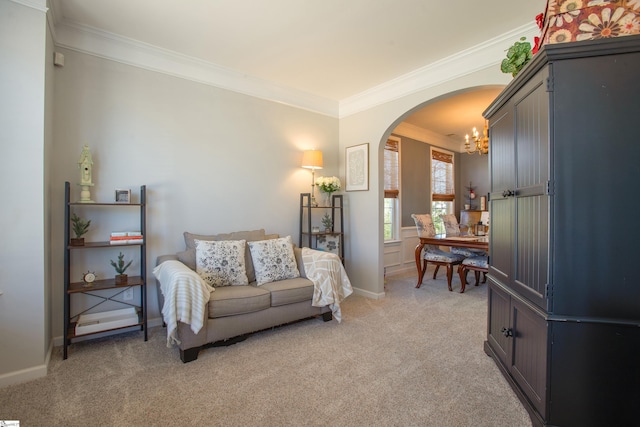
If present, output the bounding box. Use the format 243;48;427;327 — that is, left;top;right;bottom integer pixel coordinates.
414;234;489;287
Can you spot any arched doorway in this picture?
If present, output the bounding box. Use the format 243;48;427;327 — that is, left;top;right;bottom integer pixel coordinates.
378;86;503;280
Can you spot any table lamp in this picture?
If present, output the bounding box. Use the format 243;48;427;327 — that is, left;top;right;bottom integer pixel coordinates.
301;150;323;206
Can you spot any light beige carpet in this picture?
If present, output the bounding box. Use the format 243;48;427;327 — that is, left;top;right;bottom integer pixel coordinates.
0;269;531;427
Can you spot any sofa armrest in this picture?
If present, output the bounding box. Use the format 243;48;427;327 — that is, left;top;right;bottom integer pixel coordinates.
156;254;179;266
294;246;307;278
154;254;180;322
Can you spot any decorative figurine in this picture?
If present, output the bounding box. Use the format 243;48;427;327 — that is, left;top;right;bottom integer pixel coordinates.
78;144;95;203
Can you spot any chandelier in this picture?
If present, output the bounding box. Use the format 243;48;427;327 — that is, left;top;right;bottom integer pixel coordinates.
464;121;489;155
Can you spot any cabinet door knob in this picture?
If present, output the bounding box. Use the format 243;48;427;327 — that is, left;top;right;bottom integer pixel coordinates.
500;327;513;337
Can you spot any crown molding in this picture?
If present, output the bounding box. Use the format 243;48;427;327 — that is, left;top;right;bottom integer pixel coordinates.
9;0;47;12
47;2;538;120
338;22;539;118
393;122;464;152
51;17;339;117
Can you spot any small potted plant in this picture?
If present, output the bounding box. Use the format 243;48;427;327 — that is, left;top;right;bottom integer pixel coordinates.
110;252;133;285
321;212;333;232
70;213;91;246
501;37;533;77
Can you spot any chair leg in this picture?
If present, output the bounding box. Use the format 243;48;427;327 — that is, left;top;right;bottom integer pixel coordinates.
446;265;453;291
458;265;467;293
482;272;487;283
474;270;481;286
416;260;428;288
432;265;440;280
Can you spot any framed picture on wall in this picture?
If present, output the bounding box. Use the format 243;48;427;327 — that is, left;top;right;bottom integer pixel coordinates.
345;143;369;191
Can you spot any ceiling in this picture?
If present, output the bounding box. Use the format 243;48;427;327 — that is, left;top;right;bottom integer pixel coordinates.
48;0;545;145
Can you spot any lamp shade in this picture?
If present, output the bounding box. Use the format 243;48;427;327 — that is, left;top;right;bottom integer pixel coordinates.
301;150;323;169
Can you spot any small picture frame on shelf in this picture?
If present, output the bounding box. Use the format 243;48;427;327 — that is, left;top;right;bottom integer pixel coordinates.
115;189;131;204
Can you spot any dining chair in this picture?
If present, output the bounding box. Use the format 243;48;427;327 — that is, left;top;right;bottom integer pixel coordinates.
440;213;487;257
457;255;488;293
411;214;465;291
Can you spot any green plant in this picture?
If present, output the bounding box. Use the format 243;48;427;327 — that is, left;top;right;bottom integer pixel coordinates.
110;252;132;275
71;213;91;238
501;37;533;77
321;212;333;230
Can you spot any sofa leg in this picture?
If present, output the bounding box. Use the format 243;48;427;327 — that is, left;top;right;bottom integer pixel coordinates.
322;311;333;322
180;346;201;363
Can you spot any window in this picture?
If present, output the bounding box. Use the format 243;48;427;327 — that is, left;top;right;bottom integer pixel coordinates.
431;147;454;234
384;137;400;241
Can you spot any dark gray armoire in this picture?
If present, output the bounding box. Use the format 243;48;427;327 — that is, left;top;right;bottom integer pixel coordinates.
483;35;640;427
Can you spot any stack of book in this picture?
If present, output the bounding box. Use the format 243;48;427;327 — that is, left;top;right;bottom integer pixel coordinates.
110;231;144;245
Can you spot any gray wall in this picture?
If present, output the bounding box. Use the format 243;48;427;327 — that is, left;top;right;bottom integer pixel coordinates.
396;135;489;228
49;48;340;341
458;151;489;212
0;0;48;380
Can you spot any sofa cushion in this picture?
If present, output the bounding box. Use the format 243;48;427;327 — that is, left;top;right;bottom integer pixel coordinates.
260;277;314;307
207;285;271;318
248;236;300;285
195;239;249;287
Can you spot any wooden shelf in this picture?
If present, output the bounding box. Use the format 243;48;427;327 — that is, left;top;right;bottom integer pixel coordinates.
63;181;148;359
67;276;144;293
68;241;144;249
299;193;345;263
67;308;143;339
69;202;142;207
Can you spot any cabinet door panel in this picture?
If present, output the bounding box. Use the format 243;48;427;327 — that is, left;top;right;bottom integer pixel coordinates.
513;194;549;309
511;299;548;418
489;108;515;194
515;78;549;190
488;198;512;284
486;280;511;366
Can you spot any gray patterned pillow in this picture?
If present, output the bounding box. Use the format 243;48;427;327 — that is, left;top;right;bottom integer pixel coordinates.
195;239;249;287
248;236;300;286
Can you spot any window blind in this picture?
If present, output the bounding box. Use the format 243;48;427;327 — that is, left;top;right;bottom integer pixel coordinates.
384;139;399;198
431;149;454;202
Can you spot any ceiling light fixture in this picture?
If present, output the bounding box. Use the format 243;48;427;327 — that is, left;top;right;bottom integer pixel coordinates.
464;121;489;155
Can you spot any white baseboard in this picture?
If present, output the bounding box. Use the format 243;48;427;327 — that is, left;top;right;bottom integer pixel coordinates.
352;286;385;299
0;341;52;388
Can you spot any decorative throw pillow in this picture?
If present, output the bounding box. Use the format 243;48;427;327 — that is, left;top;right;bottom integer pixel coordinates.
248;236;300;286
183;230;273;282
195;239;249;287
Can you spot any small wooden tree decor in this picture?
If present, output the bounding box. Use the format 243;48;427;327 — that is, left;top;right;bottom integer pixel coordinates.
110;252;132;284
321;212;333;232
70;213;91;246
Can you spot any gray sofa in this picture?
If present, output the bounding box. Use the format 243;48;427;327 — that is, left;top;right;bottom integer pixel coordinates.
155;229;332;363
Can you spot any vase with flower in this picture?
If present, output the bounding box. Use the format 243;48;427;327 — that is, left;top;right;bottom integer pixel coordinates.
315;176;341;206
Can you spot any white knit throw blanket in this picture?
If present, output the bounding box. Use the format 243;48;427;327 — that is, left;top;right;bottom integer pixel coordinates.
152;260;215;347
302;247;353;323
